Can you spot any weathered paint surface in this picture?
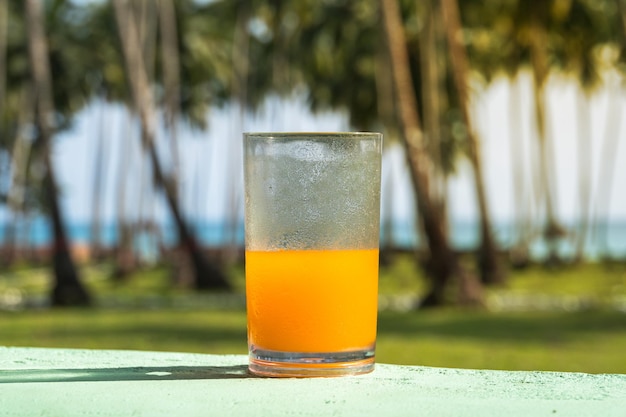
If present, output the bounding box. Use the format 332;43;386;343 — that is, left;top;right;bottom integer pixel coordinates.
1;347;625;416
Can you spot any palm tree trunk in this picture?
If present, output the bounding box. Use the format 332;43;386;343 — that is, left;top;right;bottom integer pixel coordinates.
89;99;108;261
375;38;403;260
419;0;446;212
138;0;158;83
595;0;626;258
0;0;6;123
379;0;483;306
508;75;532;267
158;0;181;197
112;0;230;290
375;34;397;139
112;110;136;279
575;90;592;261
5;87;33;265
25;0;90;306
440;0;505;285
222;1;250;263
592;75;622;256
0;0;7;259
528;6;566;263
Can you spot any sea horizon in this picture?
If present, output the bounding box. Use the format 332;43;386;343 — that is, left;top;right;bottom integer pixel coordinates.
0;216;625;261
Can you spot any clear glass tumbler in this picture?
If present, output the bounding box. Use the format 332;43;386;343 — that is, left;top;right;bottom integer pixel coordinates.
243;132;382;377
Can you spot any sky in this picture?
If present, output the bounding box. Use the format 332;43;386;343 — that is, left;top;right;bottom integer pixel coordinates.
44;71;626;236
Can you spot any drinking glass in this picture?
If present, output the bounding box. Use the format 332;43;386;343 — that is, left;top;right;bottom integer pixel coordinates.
243;132;382;377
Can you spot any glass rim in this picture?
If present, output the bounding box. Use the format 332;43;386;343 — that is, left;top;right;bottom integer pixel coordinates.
244;131;382;139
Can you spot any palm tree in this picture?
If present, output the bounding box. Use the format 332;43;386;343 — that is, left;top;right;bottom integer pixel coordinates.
533;0;618;262
112;0;230;290
525;2;569;263
380;0;483;306
415;0;451;246
592;72;622;257
0;0;6;129
4;88;33;265
89;98;109;261
456;0;538;265
440;0;505;285
552;1;603;262
157;0;182;193
574;88;592;261
592;0;626;258
221;0;250;263
461;0;621;264
112;109;136;279
0;0;11;262
24;0;90;306
507;74;534;267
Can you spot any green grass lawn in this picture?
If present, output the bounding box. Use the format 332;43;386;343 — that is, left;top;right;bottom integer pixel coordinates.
376;309;626;373
1;256;626;374
2;307;625;374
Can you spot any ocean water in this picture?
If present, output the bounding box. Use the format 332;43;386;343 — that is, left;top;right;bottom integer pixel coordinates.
0;217;245;263
1;217;625;261
387;220;626;260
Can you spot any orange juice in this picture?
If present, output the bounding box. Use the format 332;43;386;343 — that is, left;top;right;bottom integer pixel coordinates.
245;249;378;353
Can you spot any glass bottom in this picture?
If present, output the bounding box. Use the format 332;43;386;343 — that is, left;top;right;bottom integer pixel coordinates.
248;345;375;378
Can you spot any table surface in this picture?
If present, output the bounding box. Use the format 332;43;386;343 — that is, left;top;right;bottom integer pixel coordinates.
1;347;625;416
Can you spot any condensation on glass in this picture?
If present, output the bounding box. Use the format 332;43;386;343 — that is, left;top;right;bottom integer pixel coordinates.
243;132;382;378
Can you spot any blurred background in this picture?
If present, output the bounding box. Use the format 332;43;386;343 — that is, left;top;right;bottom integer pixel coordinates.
1;0;625;373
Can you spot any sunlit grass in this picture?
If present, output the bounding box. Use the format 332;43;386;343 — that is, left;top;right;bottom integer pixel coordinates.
502;262;626;297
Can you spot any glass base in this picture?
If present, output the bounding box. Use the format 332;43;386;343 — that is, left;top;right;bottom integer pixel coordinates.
248;346;375;378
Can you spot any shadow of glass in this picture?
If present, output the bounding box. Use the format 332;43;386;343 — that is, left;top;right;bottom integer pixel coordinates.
0;365;256;383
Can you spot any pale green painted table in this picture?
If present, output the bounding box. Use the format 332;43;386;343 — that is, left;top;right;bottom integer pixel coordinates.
1;347;625;416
